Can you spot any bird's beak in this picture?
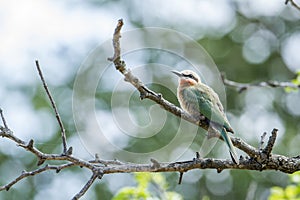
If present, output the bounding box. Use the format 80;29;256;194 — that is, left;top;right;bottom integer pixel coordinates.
171;70;182;77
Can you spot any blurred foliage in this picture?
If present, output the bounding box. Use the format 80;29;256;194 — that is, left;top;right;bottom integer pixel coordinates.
112;173;183;200
292;71;300;86
285;71;300;92
269;171;300;200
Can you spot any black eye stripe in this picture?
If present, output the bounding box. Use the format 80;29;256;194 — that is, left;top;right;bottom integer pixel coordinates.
183;74;198;82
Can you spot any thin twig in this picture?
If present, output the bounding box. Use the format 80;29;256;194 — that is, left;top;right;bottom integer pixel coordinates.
0;128;96;170
72;172;100;200
35;60;68;154
0;108;8;129
259;132;267;151
151;158;161;169
285;0;300;11
89;159;125;166
0;163;75;191
232;137;260;158
108;19;123;61
89;153;126;166
0;126;25;144
221;74;299;93
178;172;184;184
262;129;278;159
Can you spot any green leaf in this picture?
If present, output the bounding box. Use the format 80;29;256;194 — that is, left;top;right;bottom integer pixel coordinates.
112;173;183;200
269;187;285;200
135;172;152;189
284;72;300;93
286;185;297;198
151;173;168;189
165;192;183;200
290;172;300;184
112;187;151;200
284;86;298;93
269;172;300;200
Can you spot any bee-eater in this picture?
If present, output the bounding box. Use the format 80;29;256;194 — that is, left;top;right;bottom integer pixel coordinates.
172;70;239;164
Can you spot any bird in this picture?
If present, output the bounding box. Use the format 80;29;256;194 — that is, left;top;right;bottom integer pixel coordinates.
172;69;239;164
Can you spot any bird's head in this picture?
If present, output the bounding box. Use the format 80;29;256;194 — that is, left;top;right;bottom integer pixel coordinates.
172;70;201;87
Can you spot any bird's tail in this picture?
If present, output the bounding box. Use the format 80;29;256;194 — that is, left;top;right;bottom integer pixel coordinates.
221;128;239;164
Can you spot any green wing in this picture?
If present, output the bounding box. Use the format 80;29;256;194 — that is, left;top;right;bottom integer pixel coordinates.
183;86;232;130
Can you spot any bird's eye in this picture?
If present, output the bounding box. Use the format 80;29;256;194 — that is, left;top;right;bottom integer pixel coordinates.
185;74;198;82
187;74;194;79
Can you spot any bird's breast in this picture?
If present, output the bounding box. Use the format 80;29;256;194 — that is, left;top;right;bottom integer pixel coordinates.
177;87;202;119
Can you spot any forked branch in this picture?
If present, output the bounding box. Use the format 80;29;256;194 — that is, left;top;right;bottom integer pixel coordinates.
35;61;69;154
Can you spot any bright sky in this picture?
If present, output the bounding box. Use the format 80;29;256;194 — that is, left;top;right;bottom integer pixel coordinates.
0;0;118;85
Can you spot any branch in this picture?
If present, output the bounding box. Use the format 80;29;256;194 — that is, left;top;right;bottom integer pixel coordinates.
178;172;184;184
221;74;300;93
101;154;300;174
1;125;300;176
72;171;102;200
285;0;300;11
89;153;125;166
0;128;95;171
259;132;267;151
0;126;25;145
262;129;278;159
0;163;75;191
0;121;299;200
35;60;70;154
0;108;8;129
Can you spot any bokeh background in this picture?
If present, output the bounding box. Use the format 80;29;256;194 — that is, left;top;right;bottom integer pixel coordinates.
0;0;300;199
